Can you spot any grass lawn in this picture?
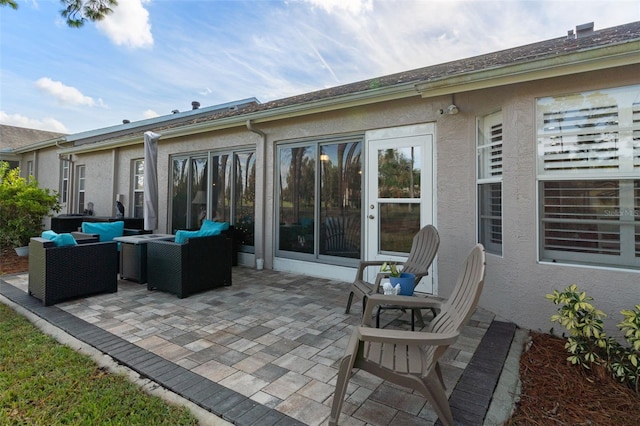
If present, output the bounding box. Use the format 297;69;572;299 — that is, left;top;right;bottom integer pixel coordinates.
0;303;198;425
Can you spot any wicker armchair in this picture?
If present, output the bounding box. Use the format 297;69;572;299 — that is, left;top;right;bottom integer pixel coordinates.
146;234;232;298
28;237;118;306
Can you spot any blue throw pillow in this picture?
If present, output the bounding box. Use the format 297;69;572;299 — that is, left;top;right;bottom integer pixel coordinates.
174;229;202;244
201;220;229;233
81;221;124;242
41;230;58;240
41;230;78;247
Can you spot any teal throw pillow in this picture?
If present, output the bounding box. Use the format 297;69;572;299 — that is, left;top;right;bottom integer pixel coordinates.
201;220;229;233
174;229;202;244
41;230;78;247
41;230;58;240
81;221;125;242
174;226;225;244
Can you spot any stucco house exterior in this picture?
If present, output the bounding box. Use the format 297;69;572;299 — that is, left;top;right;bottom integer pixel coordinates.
8;21;640;334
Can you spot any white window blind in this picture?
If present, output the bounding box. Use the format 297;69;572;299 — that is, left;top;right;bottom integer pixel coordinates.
478;115;503;179
537;85;640;269
539;105;619;173
634;102;640;170
478;111;503;255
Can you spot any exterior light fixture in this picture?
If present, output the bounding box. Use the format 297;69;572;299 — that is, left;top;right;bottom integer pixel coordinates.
438;104;459;115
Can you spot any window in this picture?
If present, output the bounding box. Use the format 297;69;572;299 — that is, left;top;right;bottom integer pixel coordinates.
61;159;70;204
537;85;640;269
133;160;144;218
477;111;503;255
277;138;362;264
170;149;256;251
76;165;85;214
26;160;33;182
234;152;256;247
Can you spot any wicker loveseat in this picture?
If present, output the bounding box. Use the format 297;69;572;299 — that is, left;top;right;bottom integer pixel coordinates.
146;233;232;298
28;237;118;306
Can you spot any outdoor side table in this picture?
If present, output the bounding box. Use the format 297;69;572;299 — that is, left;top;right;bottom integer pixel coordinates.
114;234;174;283
376;304;418;330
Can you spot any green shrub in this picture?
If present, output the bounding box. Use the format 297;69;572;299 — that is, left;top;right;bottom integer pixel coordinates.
546;284;640;393
0;161;60;248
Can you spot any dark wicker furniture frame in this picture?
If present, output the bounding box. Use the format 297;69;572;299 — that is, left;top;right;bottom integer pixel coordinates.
28;237;118;306
146;234;232;298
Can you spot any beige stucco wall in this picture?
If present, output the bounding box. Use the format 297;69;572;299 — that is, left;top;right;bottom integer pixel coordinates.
70;150;118;217
435;65;640;335
19;147;61;229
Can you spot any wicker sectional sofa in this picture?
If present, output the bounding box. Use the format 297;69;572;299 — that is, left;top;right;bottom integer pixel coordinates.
28;237;118;306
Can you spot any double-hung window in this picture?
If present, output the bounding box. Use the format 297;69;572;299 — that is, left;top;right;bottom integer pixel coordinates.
61;159;69;204
477;111;503;255
133;159;144;218
537;84;640;270
76;165;86;213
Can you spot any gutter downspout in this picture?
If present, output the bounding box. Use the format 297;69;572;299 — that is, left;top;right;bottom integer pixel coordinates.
246;120;267;268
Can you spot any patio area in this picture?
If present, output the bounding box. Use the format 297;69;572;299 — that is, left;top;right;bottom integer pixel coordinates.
0;267;519;426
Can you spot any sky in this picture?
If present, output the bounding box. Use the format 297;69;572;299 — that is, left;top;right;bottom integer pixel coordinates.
1;0;639;135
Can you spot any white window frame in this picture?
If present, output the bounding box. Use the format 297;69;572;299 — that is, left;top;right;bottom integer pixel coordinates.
133;159;144;218
477;111;503;256
536;84;640;270
26;160;34;182
76;165;86;214
60;159;70;204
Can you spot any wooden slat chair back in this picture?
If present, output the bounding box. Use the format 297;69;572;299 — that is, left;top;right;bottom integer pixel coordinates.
330;244;486;426
345;224;439;314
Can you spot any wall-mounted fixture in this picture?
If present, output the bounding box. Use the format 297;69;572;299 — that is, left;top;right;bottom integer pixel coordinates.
438;104;459;115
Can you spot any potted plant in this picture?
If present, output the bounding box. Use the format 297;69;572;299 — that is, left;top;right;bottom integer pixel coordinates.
0;162;61;256
381;261;415;296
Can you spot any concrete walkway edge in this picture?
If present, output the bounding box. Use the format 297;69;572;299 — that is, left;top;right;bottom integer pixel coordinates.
484;328;528;425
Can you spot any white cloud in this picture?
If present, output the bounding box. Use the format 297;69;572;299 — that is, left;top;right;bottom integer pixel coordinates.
301;0;373;15
35;78;102;108
143;109;159;119
95;0;153;49
0;111;68;133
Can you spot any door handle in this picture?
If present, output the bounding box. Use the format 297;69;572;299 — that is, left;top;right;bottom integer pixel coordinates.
368;215;375;219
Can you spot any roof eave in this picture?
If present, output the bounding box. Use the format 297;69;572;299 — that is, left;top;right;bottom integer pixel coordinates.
12;136;68;154
55;38;640;155
57;82;422;154
415;41;640;97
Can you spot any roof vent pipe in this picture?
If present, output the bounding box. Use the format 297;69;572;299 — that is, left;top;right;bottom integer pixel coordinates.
123;119;130;124
172;109;180;114
192;101;200;110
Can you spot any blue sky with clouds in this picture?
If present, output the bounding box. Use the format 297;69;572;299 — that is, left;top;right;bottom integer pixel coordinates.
1;0;639;134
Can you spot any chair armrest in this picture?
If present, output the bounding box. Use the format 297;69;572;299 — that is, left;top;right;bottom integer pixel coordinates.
29;237;56;248
356;326;459;346
70;232;100;244
71;231;99;240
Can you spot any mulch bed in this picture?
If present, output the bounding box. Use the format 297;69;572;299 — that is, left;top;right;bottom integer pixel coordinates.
507;332;640;425
0;247;29;275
